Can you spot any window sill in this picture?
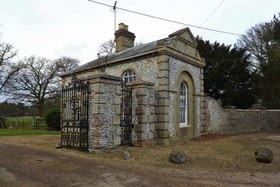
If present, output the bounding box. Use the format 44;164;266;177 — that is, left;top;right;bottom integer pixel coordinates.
179;124;190;128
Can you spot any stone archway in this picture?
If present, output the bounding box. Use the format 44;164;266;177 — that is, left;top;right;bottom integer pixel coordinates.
174;71;195;139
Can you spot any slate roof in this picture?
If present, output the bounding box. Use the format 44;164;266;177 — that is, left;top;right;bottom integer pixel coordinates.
60;27;201;77
61;40;160;76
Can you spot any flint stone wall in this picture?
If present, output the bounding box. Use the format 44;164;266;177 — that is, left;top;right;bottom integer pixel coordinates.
88;74;122;153
86;74;156;152
168;57;205;137
206;97;280;134
128;81;156;146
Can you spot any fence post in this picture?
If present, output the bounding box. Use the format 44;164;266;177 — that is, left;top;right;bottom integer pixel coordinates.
33;116;35;128
16;116;18;128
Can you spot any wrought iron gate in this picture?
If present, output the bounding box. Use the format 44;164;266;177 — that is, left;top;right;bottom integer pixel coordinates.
61;75;90;151
120;82;133;145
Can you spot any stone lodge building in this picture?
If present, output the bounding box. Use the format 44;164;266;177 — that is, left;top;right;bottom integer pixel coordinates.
60;23;207;152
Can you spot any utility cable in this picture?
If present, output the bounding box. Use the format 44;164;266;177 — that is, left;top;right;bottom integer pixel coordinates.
194;0;226;33
88;0;240;36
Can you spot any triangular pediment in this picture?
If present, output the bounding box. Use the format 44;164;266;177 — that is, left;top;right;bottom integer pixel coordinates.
162;27;203;63
169;27;197;46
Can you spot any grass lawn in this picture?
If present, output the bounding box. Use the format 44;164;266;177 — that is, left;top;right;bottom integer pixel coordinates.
0;129;60;136
3;116;47;129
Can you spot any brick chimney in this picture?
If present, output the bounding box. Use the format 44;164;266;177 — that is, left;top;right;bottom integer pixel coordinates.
115;23;135;52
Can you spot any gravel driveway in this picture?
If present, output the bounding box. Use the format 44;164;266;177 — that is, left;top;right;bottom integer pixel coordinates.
0;133;279;187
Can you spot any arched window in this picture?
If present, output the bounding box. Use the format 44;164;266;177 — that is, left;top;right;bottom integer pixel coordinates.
123;70;136;83
179;82;188;127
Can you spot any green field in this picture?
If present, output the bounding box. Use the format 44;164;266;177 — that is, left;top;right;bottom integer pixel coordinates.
2;116;47;129
0;116;61;135
0;129;60;136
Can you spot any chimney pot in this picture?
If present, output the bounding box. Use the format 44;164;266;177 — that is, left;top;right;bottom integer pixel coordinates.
119;23;125;30
124;24;128;30
118;23;128;31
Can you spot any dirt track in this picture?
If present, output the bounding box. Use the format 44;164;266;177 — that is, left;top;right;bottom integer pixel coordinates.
0;133;280;187
0;141;169;187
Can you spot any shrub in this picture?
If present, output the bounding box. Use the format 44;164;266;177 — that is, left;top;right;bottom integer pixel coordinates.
45;108;60;130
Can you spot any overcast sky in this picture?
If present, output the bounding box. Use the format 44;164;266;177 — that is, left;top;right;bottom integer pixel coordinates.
0;0;280;64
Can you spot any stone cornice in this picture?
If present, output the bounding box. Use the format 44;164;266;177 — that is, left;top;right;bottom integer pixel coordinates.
157;47;205;68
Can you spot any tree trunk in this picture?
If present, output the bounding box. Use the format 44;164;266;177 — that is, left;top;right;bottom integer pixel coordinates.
38;101;45;117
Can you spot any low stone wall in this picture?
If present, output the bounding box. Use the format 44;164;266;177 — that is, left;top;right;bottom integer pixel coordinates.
206;98;230;133
206;97;280;135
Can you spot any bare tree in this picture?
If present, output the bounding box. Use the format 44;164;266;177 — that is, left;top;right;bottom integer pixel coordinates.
237;14;279;69
55;56;79;73
0;41;19;93
98;39;116;57
98;39;143;57
47;56;79;110
238;13;280;108
10;56;79;116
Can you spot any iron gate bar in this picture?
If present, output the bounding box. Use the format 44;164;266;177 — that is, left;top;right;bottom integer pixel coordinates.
61;75;90;151
120;81;133;145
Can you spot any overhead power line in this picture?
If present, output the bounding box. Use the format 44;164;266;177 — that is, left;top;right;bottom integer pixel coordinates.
88;0;241;36
195;0;226;33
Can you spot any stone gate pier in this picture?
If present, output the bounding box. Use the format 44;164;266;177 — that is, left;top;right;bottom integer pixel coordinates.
61;74;157;152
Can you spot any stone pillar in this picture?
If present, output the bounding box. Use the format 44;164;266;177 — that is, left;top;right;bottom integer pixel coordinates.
128;81;155;147
87;74;122;153
199;96;208;133
228;106;237;133
199;68;207;134
156;55;171;144
259;110;268;131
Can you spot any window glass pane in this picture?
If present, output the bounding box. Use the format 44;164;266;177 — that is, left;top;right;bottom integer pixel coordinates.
123;70;136;83
180;108;185;123
179;82;187;126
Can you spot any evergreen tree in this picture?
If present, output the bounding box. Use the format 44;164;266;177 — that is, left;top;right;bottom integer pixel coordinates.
196;37;254;108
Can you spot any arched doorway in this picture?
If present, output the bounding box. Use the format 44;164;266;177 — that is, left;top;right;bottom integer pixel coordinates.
175;71;195;139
